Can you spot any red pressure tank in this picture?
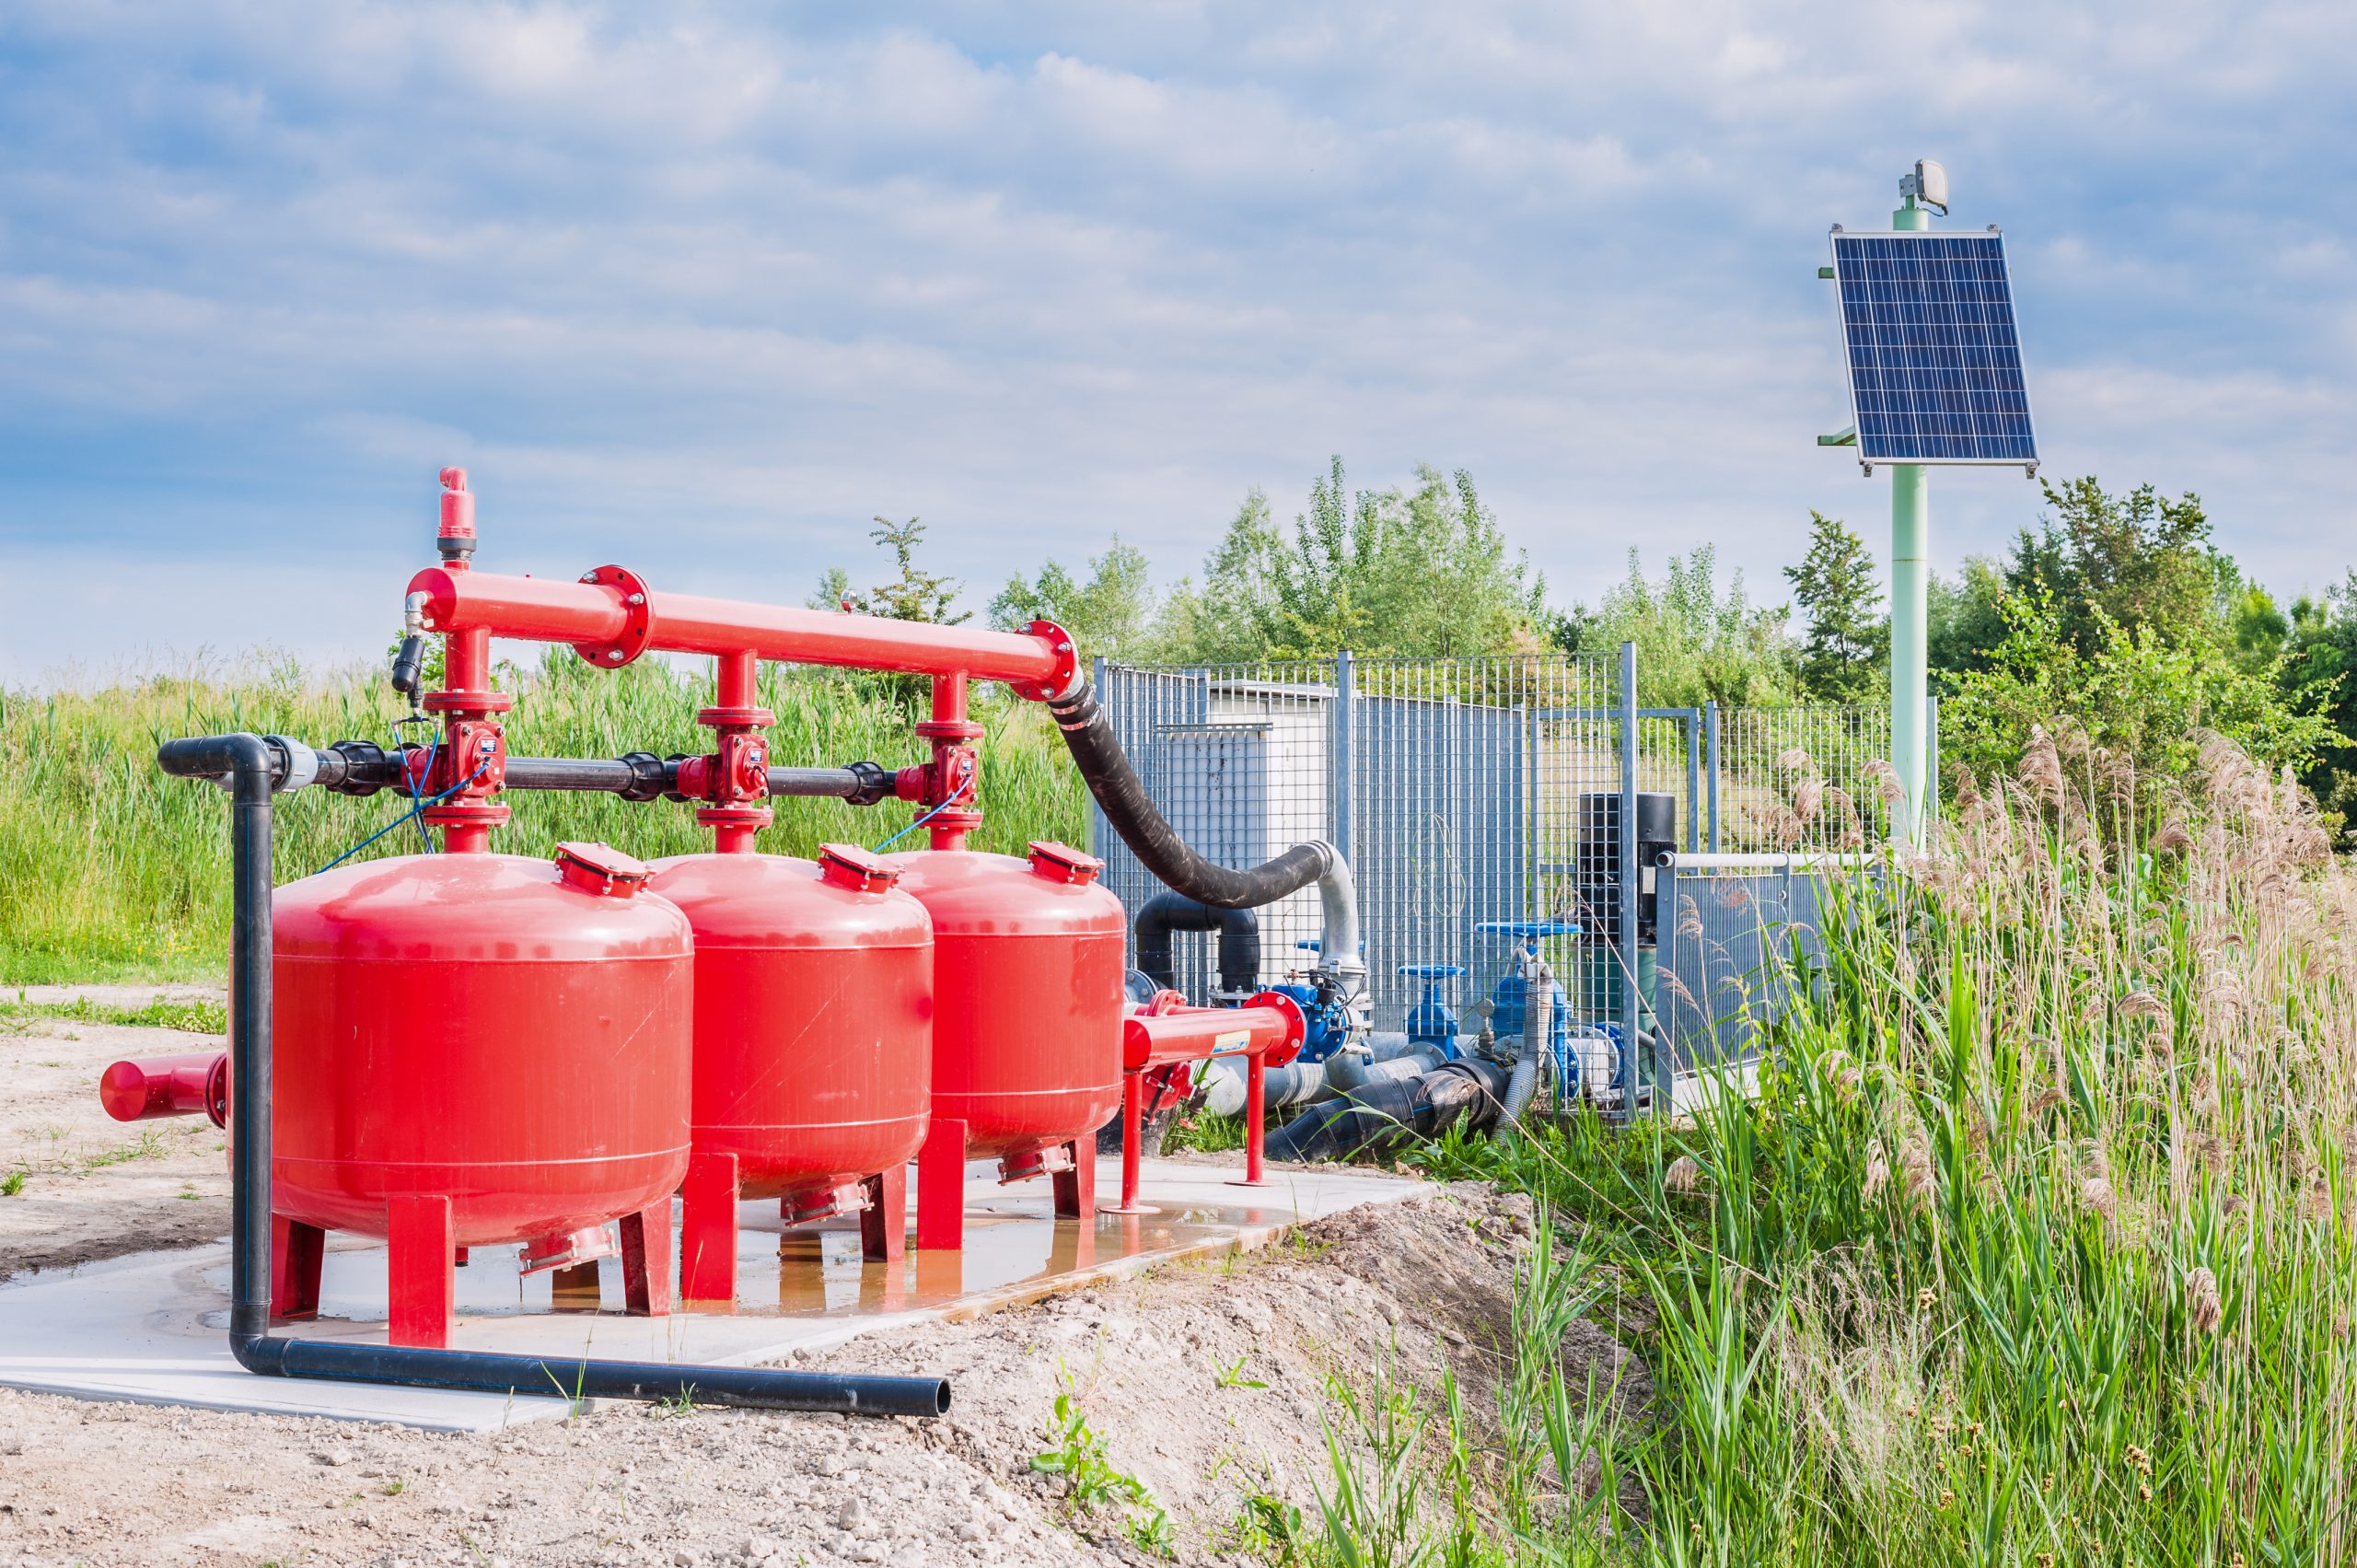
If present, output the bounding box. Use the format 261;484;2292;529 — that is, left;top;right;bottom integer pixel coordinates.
266;842;693;1346
648;844;933;1303
889;842;1125;1249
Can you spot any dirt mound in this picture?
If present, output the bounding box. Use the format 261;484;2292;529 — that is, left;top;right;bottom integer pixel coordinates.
0;1184;1643;1567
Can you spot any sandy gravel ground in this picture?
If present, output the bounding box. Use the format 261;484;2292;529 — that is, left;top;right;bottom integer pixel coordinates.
0;993;1646;1567
0;985;234;1280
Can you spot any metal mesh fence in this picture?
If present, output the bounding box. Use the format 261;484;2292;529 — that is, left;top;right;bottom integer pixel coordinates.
1092;654;1693;1035
1088;650;1911;1106
1655;865;1833;1074
1712;702;1914;852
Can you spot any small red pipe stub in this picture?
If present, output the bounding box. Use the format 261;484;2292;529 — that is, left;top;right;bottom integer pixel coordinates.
99;1052;229;1126
571;564;656;670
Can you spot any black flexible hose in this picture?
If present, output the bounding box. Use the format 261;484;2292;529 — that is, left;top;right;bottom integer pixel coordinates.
1048;680;1330;910
157;733;951;1419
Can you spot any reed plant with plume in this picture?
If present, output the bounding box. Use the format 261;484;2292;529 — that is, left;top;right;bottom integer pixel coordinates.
1384;729;2355;1565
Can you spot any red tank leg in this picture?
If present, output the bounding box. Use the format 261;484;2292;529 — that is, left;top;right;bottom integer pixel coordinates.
860;1163;908;1263
680;1152;739;1307
271;1215;324;1320
387;1195;454;1349
917;1119;968;1252
621;1197;673;1317
1051;1136;1096;1219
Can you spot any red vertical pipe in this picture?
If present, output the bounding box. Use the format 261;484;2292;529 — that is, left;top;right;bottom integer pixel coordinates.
702;649;770;854
420;470;511;854
918;675;981;853
715;648;757;712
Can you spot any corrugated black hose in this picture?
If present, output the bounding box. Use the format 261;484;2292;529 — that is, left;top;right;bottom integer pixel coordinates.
1048;680;1332;910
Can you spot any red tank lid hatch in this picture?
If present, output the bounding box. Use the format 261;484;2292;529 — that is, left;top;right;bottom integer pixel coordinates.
819;842;899;894
556;842;655;898
1027;841;1102;885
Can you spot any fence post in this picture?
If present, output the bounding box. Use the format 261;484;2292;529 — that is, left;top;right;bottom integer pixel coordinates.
1332;649;1356;869
1617;641;1641;1122
1683;708;1701;854
1926;691;1941;833
1703;701;1721;853
1089;655;1109;861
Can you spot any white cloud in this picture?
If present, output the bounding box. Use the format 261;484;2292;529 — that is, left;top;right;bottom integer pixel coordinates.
5;0;2357;681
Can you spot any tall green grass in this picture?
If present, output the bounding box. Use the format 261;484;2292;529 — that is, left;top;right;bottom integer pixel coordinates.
1335;734;2356;1565
0;651;1087;982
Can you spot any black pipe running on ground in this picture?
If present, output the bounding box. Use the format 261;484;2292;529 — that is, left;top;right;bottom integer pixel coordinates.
1132;890;1260;996
158;733;949;1419
1261;1058;1513;1164
1048;680;1333;910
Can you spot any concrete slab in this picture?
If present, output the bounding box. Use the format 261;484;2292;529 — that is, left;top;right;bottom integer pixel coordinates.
0;1156;1422;1432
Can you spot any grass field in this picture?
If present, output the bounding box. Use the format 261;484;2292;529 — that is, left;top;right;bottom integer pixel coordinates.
0;651;1087;983
1306;737;2357;1565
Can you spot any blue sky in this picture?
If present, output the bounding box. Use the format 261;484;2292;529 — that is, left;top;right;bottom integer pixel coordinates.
3;2;2353;682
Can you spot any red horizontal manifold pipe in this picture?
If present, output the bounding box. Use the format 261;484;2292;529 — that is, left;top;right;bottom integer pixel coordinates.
1109;992;1306;1212
406;567;1078;693
1121;996;1305;1074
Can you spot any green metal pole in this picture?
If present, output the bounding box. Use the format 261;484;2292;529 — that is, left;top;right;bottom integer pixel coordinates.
1890;192;1930;842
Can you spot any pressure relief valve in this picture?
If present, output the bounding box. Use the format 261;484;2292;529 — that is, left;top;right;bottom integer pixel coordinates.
390;590;429;714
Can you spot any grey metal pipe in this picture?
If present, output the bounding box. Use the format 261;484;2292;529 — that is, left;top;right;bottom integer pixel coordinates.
1502;953;1551;1127
1201;1057;1330;1116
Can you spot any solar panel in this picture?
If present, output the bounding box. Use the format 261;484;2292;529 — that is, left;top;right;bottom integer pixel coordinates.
1829;229;2037;469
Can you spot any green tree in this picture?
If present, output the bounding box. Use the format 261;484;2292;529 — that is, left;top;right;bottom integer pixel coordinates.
2279;575;2357;840
2005;478;2221;656
988;537;1160;661
1566;547;1795;709
1942;587;2325;796
1927;556;2010;684
817;517;968;625
1157;458;1546;662
1783;511;1887;703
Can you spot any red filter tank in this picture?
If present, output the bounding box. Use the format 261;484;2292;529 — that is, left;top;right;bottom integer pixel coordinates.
889;842;1124;1249
649;844;933;1303
266;842;693;1345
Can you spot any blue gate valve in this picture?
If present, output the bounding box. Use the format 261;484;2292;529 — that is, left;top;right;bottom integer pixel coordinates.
1398;964;1464;1054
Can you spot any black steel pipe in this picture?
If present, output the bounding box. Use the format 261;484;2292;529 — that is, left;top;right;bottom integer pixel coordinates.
767;761;893;803
166;741;890;808
1133;890;1260;996
158;731;950;1418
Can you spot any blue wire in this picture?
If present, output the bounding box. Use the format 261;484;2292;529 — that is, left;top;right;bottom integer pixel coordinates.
318;760;489;875
403;731;441;856
872;779;973;853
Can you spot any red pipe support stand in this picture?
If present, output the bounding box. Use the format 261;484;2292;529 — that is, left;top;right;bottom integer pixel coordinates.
1103;991;1306;1215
